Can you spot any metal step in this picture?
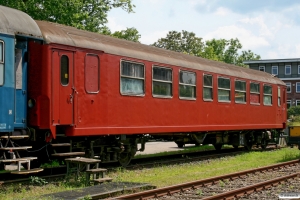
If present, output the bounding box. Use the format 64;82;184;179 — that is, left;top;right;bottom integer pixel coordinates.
0;146;32;150
52;152;85;157
11;168;44;174
51;143;71;147
0;135;29;139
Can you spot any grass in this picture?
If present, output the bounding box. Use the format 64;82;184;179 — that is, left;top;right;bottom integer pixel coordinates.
0;147;299;200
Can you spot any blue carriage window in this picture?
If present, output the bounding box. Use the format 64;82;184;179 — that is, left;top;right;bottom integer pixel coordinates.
0;41;4;86
120;60;145;95
60;55;69;86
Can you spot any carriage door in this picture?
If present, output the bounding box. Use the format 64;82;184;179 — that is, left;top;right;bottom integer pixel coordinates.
52;50;74;125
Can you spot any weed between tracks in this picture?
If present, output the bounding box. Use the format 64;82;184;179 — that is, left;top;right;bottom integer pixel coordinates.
0;147;299;200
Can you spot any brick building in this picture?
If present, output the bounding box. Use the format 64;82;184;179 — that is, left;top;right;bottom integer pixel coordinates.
244;58;300;109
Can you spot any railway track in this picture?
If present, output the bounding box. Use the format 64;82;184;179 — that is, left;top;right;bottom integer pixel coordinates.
114;159;300;200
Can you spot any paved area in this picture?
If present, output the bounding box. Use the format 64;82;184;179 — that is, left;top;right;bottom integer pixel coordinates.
137;141;195;155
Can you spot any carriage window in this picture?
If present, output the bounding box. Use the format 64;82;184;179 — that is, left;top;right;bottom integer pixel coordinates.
250;82;260;104
179;70;196;99
278;87;281;106
153;66;172;97
60;55;69;86
85;54;99;93
235;80;246;103
0;41;3;86
120;60;144;95
263;85;272;105
203;74;213;100
218;77;230;102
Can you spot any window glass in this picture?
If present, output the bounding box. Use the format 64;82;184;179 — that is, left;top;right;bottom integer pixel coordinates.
60;55;69;86
272;66;278;75
286;82;291;93
297;100;300;106
287;100;291;109
218;77;230;101
297;82;300;93
85;54;99;93
263;85;272;105
250;82;260;104
235;80;246;103
179;71;196;99
285;65;291;75
203;74;213;100
153;66;172;97
0;41;3;86
121;61;144;95
298;65;300;74
259;66;265;71
278;87;281;106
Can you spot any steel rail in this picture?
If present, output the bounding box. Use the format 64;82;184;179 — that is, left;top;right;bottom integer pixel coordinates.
114;159;299;200
202;173;299;200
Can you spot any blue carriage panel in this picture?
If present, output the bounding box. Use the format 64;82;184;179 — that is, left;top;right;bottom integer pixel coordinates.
14;39;29;128
0;35;15;132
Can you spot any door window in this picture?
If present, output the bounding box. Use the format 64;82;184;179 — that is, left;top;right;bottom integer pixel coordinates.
60;55;69;86
0;41;4;86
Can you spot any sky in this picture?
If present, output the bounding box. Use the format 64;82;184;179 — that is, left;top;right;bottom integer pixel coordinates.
107;0;300;60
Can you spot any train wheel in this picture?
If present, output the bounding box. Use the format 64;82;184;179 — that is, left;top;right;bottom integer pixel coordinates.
176;142;184;148
213;144;223;151
118;152;131;167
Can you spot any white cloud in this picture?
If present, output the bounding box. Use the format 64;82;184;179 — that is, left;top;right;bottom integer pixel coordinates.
140;30;169;45
107;17;126;32
238;16;272;37
213;7;231;16
204;25;270;49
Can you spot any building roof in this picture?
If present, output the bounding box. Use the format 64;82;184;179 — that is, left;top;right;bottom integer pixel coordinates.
0;6;42;38
244;58;300;64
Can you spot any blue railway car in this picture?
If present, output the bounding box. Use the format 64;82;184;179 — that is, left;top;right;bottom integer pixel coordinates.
0;5;43;174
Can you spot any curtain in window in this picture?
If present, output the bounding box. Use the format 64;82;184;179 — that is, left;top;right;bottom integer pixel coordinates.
121;78;144;94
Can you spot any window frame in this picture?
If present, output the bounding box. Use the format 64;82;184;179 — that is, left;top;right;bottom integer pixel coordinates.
259;66;265;72
235;79;246;104
250;82;260;105
296;100;300;107
296;82;300;93
217;76;231;102
285;65;291;75
120;60;145;96
286;82;291;93
178;70;196;100
152;65;173;98
278;87;281;106
0;40;4;86
203;74;213;101
263;84;272;106
298;65;300;74
85;54;100;94
60;55;69;86
271;66;278;75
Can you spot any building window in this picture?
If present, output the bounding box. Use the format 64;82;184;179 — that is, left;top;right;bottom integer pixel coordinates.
285;65;291;75
250;82;260;104
120;60;145;95
235;80;246;103
218;77;230;102
263;85;272;105
298;65;300;74
203;74;213;100
271;66;278;75
259;66;265;72
0;41;4;86
287;100;291;109
297;82;300;93
297;100;300;106
60;55;69;86
286;82;291;93
152;66;172;97
179;70;196;99
85;54;99;93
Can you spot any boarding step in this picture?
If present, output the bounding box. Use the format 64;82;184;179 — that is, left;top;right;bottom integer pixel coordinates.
0;146;32;150
11;168;44;175
86;168;107;173
0;135;29;139
93;177;113;183
51;143;71;147
52;152;85;157
0;157;37;163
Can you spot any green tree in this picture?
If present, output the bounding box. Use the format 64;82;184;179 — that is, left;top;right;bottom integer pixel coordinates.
0;0;135;33
152;30;204;57
111;27;141;42
152;30;261;66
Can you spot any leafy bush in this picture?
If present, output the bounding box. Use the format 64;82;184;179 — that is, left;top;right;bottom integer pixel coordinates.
287;106;300;119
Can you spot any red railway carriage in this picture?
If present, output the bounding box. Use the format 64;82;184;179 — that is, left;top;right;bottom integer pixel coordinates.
27;21;286;166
